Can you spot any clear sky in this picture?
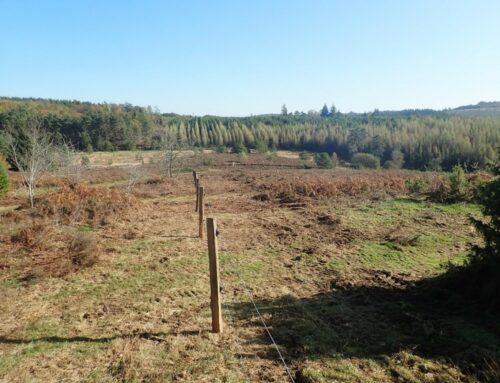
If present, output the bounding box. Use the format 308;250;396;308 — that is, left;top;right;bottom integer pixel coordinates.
1;0;499;116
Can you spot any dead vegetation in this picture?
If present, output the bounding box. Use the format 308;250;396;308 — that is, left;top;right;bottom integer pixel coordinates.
247;170;415;204
69;231;99;268
8;223;99;278
34;184;137;225
0;153;497;383
1;181;131;280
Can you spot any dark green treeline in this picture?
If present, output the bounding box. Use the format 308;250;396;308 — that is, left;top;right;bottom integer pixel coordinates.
1;97;498;171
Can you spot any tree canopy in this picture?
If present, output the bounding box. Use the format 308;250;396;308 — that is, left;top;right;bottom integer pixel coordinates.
1;97;499;171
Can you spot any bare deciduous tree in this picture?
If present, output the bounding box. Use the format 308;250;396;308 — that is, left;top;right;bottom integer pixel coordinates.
56;142;86;185
161;130;183;177
8;120;57;207
125;164;143;194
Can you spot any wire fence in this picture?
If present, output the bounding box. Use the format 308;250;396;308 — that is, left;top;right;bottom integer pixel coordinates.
199;171;296;383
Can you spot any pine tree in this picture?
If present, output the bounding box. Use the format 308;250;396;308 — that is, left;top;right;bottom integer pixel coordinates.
320;104;329;117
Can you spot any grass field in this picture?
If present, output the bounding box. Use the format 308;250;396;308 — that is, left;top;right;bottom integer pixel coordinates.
0;152;498;382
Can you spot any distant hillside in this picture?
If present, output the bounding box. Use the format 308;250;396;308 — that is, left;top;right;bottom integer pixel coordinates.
447;101;500;117
0;97;499;171
343;101;500;118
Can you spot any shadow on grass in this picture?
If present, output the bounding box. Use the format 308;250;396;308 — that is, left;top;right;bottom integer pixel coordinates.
0;330;203;345
229;270;500;382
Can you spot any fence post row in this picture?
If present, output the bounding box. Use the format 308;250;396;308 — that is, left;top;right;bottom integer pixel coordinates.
198;186;204;239
206;217;223;333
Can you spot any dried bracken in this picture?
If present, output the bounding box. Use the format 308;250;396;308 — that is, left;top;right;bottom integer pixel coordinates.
9;223;99;278
254;171;410;201
35;184;137;225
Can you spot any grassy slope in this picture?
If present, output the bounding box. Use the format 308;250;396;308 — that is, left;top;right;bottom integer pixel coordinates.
0;155;498;383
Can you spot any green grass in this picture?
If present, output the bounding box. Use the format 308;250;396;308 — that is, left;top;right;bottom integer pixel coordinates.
0;180;492;383
339;199;481;232
326;199;479;273
0;277;23;289
326;258;350;271
448;320;500;349
0;342;62;376
78;224;97;233
358;231;470;272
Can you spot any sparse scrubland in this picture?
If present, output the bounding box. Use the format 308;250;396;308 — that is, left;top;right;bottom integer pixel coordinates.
0;150;498;383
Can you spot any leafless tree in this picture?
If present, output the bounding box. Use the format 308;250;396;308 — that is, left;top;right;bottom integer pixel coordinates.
125;164;143;194
161;130;183;177
56;141;86;185
8;120;57;207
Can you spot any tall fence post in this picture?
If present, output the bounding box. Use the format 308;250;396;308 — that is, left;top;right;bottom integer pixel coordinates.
195;177;199;212
206;218;223;333
198;186;204;239
192;170;197;186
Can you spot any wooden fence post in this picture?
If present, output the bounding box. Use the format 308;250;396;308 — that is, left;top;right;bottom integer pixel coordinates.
198;186;204;239
206;218;223;333
195;177;199;212
192;170;197;186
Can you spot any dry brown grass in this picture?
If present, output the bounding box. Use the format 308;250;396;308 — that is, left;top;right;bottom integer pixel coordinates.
0;157;496;383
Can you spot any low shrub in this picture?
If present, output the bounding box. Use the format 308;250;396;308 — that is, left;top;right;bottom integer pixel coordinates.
299;151;311;161
215;145;226;153
202;158;214;166
314;153;333;169
255;140;268;154
427;165;483;203
69;231;98;268
405;178;429;195
448;165;471;201
447;158;500;309
383;160;398;169
426;175;452;203
233;141;247;154
351;153;380;169
81;155;91;167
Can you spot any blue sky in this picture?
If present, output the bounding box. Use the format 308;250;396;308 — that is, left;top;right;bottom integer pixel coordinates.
1;0;499;116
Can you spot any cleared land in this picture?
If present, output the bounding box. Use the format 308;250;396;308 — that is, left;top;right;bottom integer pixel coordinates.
0;152;498;383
